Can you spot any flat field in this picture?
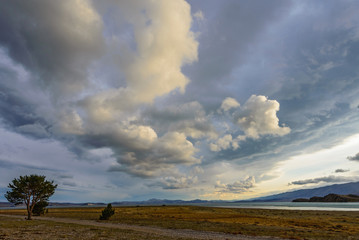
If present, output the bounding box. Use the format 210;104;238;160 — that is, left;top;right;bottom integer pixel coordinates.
1;206;359;239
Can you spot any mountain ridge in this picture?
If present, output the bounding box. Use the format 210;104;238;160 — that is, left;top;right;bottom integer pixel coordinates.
243;181;359;202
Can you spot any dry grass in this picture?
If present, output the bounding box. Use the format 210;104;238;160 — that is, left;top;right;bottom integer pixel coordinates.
0;215;192;240
1;206;359;239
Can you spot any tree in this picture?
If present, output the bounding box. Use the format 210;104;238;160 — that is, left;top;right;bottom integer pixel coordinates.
5;175;57;220
99;203;115;220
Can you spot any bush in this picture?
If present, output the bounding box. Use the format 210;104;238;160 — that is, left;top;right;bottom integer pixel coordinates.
33;201;48;216
99;203;115;220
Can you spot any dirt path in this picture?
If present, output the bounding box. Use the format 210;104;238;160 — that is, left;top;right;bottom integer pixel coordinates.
0;214;288;240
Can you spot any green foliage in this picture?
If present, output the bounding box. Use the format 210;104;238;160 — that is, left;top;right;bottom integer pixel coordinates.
99;203;115;220
32;200;49;216
4;174;57;220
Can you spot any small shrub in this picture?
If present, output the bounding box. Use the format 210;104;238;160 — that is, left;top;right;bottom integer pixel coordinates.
99;203;115;220
33;201;49;216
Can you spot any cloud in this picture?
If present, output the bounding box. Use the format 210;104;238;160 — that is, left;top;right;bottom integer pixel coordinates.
220;97;240;112
1;0;359;202
236;95;291;139
62;181;77;187
347;153;359;161
209;95;290;152
108;131;200;177
289;175;358;186
215;176;255;193
209;134;238;152
82;0;199;118
0;158;59;172
0;0;201;180
143;101;217;139
153;175;198;189
335;169;350;173
0;0;104;98
193;10;205;22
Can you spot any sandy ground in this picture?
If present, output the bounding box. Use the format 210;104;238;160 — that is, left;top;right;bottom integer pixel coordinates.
0;214;289;240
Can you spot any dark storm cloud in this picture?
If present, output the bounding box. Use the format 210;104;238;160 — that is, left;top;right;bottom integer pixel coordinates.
335;169;349;173
347;153;359;161
0;83;50;139
0;0;104;98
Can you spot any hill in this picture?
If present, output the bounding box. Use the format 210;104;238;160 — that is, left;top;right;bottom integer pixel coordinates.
244;181;359;202
293;193;359;202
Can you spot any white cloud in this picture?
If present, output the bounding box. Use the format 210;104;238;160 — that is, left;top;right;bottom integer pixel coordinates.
81;0;199;119
210;95;290;152
220;97;240;112
236;95;291;139
209;134;239;152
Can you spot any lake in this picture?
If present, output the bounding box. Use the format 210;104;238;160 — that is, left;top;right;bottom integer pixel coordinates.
208;202;359;211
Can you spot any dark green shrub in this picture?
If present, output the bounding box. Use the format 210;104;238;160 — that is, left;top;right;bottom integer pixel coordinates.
33;201;48;216
99;203;115;220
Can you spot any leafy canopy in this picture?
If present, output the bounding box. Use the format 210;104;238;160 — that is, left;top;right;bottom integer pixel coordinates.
5;175;57;219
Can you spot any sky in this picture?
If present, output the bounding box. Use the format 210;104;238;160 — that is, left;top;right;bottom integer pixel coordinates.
0;0;359;203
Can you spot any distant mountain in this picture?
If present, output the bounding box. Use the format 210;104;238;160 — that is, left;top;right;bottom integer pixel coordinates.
244;182;359;202
0;202;12;207
112;198;226;206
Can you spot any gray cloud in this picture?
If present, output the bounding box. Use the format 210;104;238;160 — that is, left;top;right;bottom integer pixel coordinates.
289;175;358;186
142;101;217;139
0;0;201;179
181;0;293;108
152;175;198;190
0;158;60;172
62;181;77;187
347;153;359;161
215;176;255;194
335;169;350;173
0;0;104;98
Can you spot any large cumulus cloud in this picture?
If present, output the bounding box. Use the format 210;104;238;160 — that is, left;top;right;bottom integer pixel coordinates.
236;95;290;139
0;0;201;179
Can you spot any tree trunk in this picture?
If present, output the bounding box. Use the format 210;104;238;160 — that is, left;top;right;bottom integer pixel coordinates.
27;210;32;220
26;201;32;220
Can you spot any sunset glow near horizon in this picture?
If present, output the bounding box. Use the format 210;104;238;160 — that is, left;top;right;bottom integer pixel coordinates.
0;0;359;203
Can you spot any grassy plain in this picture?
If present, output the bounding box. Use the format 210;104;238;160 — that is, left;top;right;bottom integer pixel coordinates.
1;205;359;239
0;215;192;240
